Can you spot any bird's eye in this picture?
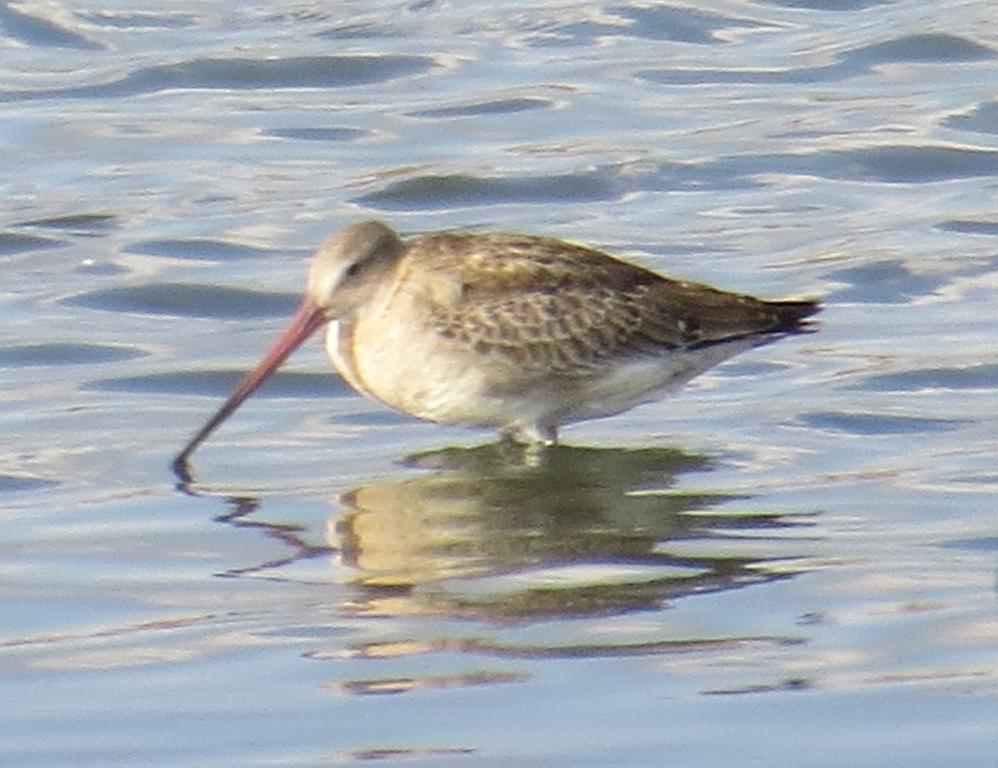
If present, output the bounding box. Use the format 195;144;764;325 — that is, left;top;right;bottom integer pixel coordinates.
345;261;364;278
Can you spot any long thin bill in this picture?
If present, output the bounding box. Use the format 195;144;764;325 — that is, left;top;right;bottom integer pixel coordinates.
173;297;328;469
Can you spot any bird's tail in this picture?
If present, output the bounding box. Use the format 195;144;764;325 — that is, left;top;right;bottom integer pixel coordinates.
768;299;822;333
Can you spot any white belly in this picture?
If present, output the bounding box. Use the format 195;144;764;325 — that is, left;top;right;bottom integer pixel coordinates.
326;311;758;436
325;318;521;429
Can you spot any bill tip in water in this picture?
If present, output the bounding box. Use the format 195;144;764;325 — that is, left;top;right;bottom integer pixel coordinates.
171;452;194;485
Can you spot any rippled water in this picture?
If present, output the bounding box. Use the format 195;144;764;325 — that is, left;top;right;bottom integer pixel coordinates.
3;1;996;766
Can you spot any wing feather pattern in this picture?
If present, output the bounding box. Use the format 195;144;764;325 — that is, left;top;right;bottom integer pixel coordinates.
406;232;817;375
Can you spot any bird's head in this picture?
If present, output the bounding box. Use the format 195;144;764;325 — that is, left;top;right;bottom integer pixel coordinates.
173;220;405;469
307;220;405;319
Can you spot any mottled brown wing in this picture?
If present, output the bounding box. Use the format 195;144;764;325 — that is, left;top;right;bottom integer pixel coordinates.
413;232;817;374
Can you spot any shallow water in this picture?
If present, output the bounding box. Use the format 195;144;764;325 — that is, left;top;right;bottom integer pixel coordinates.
2;1;997;766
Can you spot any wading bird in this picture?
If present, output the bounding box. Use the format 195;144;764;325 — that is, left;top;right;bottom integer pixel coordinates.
175;221;819;468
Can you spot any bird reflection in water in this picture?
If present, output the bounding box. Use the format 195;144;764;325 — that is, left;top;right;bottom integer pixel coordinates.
180;443;810;624
327;443;809;622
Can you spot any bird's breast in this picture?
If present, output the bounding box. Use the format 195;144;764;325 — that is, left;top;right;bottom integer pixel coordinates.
325;320;368;400
325;307;508;426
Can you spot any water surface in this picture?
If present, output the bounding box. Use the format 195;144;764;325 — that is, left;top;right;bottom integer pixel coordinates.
2;1;996;766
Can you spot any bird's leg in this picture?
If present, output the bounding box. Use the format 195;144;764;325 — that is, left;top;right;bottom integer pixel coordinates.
497;423;557;466
503;422;558;447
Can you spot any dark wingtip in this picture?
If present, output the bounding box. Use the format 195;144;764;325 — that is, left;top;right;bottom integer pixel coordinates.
771;298;822;331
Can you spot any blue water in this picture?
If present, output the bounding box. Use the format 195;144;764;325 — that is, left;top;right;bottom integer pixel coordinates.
2;2;996;766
